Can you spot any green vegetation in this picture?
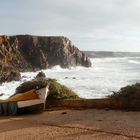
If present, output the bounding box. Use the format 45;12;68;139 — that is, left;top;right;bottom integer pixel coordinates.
15;75;79;100
47;78;79;100
108;83;140;99
108;83;140;109
15;77;48;94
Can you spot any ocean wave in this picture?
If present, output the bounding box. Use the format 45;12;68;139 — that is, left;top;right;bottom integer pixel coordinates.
1;57;140;100
43;64;93;73
128;60;140;64
93;57;129;63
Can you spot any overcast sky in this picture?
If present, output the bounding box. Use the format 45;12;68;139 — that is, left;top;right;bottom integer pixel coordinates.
1;0;140;51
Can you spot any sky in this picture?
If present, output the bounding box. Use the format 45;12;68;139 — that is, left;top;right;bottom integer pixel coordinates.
0;0;140;51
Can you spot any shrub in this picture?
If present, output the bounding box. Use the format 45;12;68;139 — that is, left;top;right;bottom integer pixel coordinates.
108;83;140;109
108;83;140;99
47;78;79;100
14;77;79;100
15;77;48;94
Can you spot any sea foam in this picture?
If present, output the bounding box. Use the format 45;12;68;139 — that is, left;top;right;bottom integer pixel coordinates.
0;57;140;99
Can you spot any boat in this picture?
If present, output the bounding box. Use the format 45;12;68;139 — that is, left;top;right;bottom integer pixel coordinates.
0;86;49;115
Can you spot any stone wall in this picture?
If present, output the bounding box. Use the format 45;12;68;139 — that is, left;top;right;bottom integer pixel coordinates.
46;99;139;110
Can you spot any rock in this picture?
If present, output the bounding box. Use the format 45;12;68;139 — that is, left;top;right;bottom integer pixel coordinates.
35;71;46;78
21;76;27;78
72;77;76;79
0;35;91;82
61;112;67;115
0;65;21;83
0;93;4;96
0;35;91;70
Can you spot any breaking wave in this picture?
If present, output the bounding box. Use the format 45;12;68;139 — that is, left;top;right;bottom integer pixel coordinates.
1;57;140;99
128;60;140;64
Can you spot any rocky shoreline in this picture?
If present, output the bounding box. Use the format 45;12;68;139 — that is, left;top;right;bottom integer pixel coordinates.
0;35;91;83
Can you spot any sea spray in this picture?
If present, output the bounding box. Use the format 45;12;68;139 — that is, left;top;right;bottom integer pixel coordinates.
0;57;140;99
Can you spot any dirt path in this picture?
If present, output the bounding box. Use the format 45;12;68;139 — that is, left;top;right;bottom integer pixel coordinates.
0;109;140;140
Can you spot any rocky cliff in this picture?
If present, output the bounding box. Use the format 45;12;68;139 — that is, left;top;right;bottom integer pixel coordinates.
0;35;91;82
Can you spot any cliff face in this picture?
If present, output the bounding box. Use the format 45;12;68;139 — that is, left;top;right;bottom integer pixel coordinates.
0;35;91;82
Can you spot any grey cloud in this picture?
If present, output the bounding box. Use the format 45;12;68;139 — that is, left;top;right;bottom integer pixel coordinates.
0;0;140;51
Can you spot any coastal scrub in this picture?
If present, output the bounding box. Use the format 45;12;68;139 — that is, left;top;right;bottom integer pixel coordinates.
109;83;140;99
108;83;140;109
15;77;79;100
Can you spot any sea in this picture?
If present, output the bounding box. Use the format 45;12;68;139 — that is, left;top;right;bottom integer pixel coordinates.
1;54;140;100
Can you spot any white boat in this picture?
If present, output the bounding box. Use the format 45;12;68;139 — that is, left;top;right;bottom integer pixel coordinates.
0;86;49;115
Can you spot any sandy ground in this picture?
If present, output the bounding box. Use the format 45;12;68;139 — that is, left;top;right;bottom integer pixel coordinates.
0;109;140;140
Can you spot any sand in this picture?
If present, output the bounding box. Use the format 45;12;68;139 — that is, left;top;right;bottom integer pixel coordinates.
0;109;140;140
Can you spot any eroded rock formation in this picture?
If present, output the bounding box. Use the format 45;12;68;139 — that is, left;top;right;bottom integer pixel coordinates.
0;65;21;83
0;35;91;82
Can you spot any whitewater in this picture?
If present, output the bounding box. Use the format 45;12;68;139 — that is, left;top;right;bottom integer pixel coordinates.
1;57;140;100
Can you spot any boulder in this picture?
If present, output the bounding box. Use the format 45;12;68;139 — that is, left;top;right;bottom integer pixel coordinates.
35;71;46;78
0;65;21;83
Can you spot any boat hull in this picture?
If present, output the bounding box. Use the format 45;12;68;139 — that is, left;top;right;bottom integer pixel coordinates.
0;87;49;115
18;103;44;114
